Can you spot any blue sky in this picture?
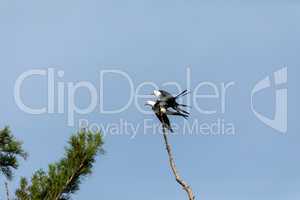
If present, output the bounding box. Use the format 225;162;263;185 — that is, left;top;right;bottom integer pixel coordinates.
0;1;299;200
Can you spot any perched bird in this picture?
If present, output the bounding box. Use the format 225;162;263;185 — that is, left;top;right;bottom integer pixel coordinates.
145;100;189;132
152;89;190;115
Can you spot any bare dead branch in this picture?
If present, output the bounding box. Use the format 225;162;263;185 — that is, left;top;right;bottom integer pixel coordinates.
162;128;195;200
5;181;10;200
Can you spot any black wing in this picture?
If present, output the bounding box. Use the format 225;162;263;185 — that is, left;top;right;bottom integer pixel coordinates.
159;90;173;98
155;112;173;132
155;112;164;124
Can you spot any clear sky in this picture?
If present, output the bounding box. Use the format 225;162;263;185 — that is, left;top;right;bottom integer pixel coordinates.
0;1;299;200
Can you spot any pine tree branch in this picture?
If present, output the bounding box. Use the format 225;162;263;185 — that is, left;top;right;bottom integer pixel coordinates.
53;155;88;200
0;127;27;180
15;131;104;200
162;128;195;200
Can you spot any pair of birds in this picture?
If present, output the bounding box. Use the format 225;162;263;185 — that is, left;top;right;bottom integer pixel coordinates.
145;89;190;132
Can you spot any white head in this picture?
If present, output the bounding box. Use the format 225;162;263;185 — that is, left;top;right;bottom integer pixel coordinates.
153;90;161;97
145;100;156;107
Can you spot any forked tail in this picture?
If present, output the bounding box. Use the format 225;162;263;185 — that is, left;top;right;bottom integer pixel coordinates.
175;90;190;99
